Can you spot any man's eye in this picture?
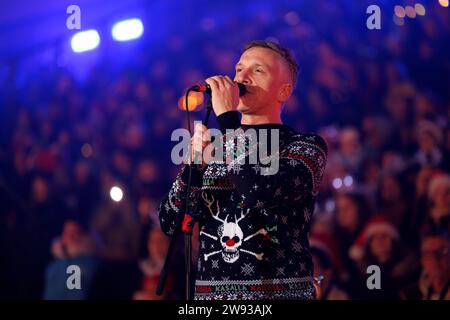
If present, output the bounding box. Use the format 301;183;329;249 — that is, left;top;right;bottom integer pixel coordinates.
256;69;263;73
236;69;242;72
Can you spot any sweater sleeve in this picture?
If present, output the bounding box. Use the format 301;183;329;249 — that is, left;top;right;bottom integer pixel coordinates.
216;111;328;209
157;164;205;236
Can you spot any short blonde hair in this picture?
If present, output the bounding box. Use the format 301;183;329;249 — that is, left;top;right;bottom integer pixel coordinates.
243;40;299;86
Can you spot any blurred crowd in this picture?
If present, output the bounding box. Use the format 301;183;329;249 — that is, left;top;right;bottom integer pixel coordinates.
0;1;449;299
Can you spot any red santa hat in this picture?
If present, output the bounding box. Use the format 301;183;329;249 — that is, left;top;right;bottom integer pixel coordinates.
349;214;399;260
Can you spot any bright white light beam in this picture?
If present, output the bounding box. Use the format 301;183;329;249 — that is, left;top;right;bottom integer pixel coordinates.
112;18;144;42
71;29;100;53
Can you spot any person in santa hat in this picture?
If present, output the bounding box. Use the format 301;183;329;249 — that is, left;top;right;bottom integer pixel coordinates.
349;214;419;299
421;173;450;235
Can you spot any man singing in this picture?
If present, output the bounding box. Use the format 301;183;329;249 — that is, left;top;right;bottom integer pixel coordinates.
158;40;328;300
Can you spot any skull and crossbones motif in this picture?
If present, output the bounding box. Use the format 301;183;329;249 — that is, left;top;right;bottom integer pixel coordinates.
200;192;267;263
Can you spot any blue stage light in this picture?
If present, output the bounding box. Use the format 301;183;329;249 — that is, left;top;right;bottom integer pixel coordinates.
71;29;100;53
112;18;144;42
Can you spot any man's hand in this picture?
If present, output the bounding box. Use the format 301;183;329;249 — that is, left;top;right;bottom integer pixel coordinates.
205;75;240;116
184;122;212;168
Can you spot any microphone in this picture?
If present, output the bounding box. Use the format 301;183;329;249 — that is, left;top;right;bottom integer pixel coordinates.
190;83;247;96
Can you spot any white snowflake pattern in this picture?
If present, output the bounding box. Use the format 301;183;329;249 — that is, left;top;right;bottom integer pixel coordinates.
277;249;285;259
252;163;261;173
229;162;243;174
281;215;288;225
221;276;230;281
303;208;311;223
253;184;259;191
215;166;227;177
241;263;255;276
294;177;301;186
164;203;170;212
300;263;307;272
201;241;205;249
292;240;303;253
212;259;219;269
225;138;236;156
276;267;285;276
293;229;300;238
255;200;264;209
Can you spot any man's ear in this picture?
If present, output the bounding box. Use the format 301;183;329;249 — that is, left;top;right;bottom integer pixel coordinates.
277;83;293;103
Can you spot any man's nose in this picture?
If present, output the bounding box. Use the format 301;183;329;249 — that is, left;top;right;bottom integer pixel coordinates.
235;71;251;85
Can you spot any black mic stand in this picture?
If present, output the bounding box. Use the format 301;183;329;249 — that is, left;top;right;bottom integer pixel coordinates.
156;96;213;300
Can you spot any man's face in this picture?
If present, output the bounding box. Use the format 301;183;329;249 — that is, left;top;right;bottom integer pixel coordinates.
233;47;292;114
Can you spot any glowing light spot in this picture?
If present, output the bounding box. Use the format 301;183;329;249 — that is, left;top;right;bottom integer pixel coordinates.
405;6;416;18
414;3;426;16
178;92;204;111
110;186;123;202
394;5;406;18
439;0;449;8
71;30;100;53
343;175;354;187
332;178;343;189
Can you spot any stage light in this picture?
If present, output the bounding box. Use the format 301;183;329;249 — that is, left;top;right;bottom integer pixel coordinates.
405;6;417;18
110;186;123;202
343;175;353;187
414;3;426;16
178;92;204;111
112;18;144;42
394;5;405;18
332;178;343;189
439;0;449;8
71;29;100;53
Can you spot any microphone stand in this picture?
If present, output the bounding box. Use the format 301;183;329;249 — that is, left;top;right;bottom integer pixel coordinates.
156;96;213;300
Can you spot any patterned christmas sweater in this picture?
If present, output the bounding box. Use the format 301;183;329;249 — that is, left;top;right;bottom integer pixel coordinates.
158;111;328;300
